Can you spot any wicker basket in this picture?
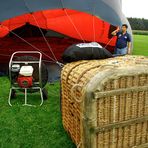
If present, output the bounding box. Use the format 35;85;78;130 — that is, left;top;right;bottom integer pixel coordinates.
61;55;148;148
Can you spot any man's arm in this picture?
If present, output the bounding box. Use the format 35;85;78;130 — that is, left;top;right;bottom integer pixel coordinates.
127;42;131;54
111;30;118;36
111;27;120;36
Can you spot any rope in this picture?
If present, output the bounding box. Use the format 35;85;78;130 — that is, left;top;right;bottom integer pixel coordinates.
0;25;65;67
56;61;65;67
91;0;116;49
92;15;96;42
104;36;115;49
92;1;97;42
23;0;58;62
0;53;11;57
0;51;21;58
60;0;85;43
42;60;65;67
91;1;114;48
30;13;58;62
8;30;56;62
30;14;64;67
0;23;56;61
103;25;120;49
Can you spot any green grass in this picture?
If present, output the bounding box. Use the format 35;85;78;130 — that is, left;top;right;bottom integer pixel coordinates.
133;35;148;56
0;79;75;148
133;30;148;36
0;35;147;148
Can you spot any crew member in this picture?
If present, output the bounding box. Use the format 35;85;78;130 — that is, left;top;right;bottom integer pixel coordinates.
112;24;131;56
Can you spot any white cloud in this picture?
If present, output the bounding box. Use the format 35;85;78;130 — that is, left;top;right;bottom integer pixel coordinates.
122;0;148;19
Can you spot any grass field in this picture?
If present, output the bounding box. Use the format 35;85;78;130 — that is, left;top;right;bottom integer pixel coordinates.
0;35;147;148
0;80;75;148
133;30;148;36
133;35;148;56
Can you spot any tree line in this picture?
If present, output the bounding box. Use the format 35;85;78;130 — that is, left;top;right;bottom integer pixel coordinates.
128;18;148;30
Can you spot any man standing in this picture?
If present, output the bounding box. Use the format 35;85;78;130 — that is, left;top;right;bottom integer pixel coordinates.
112;24;131;56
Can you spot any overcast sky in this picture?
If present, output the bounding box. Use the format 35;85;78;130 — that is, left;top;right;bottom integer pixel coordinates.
122;0;148;19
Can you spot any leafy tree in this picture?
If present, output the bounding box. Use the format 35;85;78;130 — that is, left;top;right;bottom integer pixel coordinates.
128;18;148;30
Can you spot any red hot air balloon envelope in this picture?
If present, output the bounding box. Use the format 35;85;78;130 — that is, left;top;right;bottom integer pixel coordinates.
0;25;9;38
0;0;132;81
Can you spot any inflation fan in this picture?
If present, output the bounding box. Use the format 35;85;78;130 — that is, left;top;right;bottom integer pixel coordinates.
8;51;48;106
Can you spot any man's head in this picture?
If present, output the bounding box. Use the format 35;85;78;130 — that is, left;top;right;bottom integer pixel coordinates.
121;24;128;32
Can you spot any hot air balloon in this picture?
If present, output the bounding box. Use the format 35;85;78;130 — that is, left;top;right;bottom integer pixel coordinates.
0;0;132;79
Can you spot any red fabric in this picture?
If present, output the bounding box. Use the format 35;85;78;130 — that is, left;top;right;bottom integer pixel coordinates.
0;25;9;37
0;9;117;63
2;14;31;31
0;37;81;63
0;9;117;46
0;37;115;63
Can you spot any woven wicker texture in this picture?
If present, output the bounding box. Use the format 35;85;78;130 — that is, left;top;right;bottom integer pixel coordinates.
61;55;148;148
